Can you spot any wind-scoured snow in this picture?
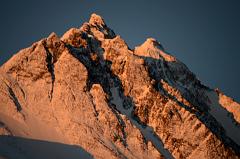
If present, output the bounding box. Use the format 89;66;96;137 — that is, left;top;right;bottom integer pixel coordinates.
207;91;240;145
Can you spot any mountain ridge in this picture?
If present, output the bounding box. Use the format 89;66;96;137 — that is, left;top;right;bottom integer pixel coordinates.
0;13;240;159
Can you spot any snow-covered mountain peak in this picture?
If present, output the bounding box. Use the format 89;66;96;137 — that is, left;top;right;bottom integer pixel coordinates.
134;38;176;62
0;13;240;159
145;38;163;49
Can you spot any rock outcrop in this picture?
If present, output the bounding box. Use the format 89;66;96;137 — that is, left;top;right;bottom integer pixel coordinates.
0;13;239;159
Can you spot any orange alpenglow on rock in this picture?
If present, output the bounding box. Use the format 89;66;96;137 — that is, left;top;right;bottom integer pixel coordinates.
0;13;239;159
89;13;106;27
134;38;176;61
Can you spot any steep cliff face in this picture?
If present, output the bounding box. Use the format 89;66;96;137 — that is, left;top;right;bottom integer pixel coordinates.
0;13;239;159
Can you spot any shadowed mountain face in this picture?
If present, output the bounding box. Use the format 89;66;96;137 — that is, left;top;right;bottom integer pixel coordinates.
0;13;240;159
0;135;93;159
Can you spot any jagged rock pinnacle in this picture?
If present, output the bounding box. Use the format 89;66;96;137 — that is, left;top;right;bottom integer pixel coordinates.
46;32;60;46
47;32;58;41
87;13;115;40
89;13;106;27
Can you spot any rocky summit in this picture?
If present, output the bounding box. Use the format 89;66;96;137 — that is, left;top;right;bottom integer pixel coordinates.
0;13;240;159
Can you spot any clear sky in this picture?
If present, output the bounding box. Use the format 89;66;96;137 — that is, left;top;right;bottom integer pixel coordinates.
0;0;239;101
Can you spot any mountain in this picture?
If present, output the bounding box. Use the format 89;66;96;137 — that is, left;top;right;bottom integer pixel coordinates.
0;13;240;159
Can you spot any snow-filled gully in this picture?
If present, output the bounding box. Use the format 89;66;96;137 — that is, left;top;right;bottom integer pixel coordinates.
207;91;240;145
110;87;174;159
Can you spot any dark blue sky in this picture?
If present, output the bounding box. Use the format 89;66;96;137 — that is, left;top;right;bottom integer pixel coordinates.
0;0;239;101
